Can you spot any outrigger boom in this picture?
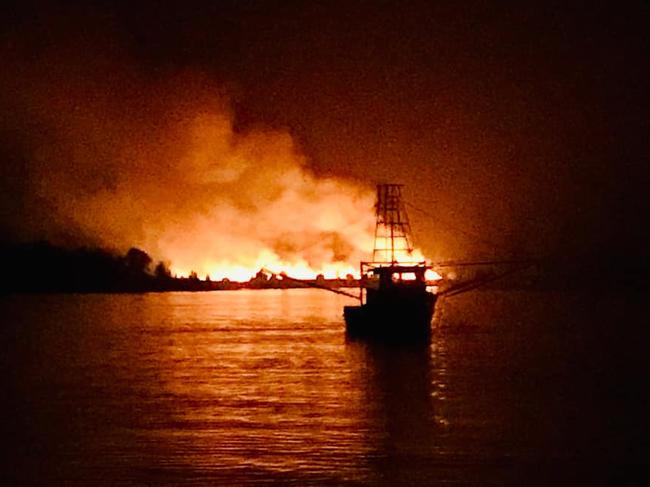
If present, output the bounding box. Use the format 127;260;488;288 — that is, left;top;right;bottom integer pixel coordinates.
261;269;360;299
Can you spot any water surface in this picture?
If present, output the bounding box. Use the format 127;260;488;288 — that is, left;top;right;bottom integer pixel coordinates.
1;289;645;485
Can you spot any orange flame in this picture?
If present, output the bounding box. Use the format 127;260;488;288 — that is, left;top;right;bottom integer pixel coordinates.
156;116;441;282
7;61;438;282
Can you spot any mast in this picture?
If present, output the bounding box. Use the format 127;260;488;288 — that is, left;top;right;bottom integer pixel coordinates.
372;184;415;264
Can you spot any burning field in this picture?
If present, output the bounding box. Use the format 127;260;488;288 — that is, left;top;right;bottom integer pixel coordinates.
1;38;435;281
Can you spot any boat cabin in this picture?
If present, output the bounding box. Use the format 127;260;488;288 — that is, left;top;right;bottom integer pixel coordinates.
360;262;429;305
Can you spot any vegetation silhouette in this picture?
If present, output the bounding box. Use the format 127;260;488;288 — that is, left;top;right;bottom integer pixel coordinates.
0;241;360;294
1;240;646;295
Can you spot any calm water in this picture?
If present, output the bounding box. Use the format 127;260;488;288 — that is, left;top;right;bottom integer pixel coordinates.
1;289;646;485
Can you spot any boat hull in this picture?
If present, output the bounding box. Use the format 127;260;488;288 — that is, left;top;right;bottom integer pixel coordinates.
344;292;436;341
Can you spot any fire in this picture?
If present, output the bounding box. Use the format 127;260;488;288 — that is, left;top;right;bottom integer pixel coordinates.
165;201;442;282
172;256;440;283
169;234;441;283
174;259;359;282
149;119;443;283
5;56;439;282
425;269;442;281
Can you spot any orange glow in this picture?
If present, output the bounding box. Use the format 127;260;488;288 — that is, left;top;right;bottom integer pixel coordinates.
172;253;441;282
167;217;442;282
171;245;442;283
0;35;452;289
147;112;442;282
11;64;438;282
425;269;442;281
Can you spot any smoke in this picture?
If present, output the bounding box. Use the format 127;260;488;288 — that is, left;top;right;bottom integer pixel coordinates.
0;19;375;279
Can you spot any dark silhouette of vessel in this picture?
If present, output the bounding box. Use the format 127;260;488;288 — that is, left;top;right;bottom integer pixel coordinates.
344;184;437;340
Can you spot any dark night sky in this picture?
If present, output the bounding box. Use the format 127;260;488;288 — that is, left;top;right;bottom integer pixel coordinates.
1;1;648;265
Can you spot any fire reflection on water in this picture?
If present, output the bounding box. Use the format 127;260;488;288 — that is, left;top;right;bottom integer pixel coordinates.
4;290;454;484
141;290;378;482
4;288;623;485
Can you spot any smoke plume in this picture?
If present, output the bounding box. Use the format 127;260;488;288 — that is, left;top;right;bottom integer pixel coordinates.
0;22;375;279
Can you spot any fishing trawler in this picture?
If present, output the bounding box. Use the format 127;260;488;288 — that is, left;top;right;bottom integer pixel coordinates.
344;184;437;340
269;184;534;339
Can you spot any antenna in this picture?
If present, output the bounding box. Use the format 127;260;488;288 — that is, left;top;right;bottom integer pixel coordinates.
372;184;415;263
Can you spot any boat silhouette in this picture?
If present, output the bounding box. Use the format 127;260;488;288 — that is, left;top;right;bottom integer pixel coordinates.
344;184;436;340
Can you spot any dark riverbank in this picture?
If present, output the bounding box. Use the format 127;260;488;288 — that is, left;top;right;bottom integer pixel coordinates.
3;241;647;295
1;241;359;294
